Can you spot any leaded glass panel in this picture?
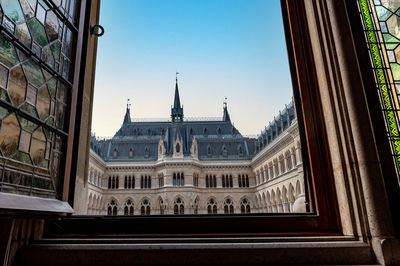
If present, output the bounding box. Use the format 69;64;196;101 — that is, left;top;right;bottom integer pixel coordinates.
0;0;78;198
357;0;400;178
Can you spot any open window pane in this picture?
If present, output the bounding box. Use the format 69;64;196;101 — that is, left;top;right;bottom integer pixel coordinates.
83;0;310;216
0;0;79;200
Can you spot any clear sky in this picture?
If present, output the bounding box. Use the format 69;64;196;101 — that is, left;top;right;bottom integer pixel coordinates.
91;0;294;137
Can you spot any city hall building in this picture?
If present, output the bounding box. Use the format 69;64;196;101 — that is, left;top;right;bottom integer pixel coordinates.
82;80;305;215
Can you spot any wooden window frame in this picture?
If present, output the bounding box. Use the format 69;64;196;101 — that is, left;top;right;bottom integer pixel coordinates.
42;0;396;248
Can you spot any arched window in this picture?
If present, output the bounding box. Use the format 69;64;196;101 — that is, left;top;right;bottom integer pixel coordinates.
174;197;184;215
193;197;199;214
222;174;233;188
124;199;134;216
133;129;137;136
107;199;118;216
229;174;233;188
175;143;180;153
108;176;111;189
158;173;164;187
224;198;234;214
144;147;149;158
124;175;134;189
141;199;150;215
193;173;199;187
207;198;217;214
189;128;193;135
129;148;133;157
113;148;117;157
240;198;251;214
217;128;222;135
203;128;208;135
147;129;151;136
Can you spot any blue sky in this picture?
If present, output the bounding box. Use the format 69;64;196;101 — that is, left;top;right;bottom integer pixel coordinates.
91;0;293;136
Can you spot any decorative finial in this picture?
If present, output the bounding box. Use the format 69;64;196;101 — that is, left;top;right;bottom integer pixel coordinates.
127;98;131;110
223;97;227;108
176;71;179;82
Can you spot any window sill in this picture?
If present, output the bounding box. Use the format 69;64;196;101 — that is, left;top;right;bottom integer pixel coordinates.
17;236;375;265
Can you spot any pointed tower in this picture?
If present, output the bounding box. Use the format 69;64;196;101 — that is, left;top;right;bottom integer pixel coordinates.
123;99;131;124
171;74;184;122
223;98;231;122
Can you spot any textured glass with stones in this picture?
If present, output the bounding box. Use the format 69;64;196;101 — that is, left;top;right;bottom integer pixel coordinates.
381;0;400;12
0;0;25;23
47;78;56;98
8;65;26;106
37;84;50;119
50;41;60;62
0;35;19;68
21;60;44;87
0;113;20;156
15;23;31;47
26;83;36;104
0;88;11;102
0;64;8;88
45;10;58;42
30;127;46;165
387;14;400;39
12;151;31;164
19;0;35;20
27;18;48;47
41;45;54;67
35;3;46;24
63;27;72;58
18;129;31;153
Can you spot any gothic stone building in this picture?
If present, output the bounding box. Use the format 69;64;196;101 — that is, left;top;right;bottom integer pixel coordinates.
83;80;305;215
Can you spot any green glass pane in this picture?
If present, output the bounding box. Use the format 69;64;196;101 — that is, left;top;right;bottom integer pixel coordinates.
396;9;400;16
37;84;50;120
0;113;20;156
30;127;46;165
43;127;52;139
8;65;26;107
50;41;61;62
0;0;25;23
45;116;53;126
20;102;38;118
19;0;35;20
0;64;8;88
15;22;31;47
27;18;49;47
0;88;11;103
0;35;19;68
45;10;59;42
21;60;45;88
376;6;392;21
12;151;32;164
47;78;56;98
383;33;400;49
18;115;37;131
390;63;400;80
0;106;8;118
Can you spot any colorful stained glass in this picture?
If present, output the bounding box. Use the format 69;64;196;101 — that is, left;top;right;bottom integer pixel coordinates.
19;0;34;20
358;0;400;175
0;64;8;88
15;22;31;47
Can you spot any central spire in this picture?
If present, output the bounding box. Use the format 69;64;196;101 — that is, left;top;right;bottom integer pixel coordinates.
171;72;184;122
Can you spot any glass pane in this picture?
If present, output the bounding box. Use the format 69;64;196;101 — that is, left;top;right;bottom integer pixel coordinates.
357;0;400;179
84;0;309;216
0;0;80;199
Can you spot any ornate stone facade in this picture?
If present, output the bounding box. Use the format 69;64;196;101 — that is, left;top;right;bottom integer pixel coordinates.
81;81;305;215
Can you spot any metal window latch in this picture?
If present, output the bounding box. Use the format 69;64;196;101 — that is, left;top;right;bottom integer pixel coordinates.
90;24;104;37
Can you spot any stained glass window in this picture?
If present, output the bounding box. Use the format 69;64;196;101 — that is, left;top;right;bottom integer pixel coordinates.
357;0;400;178
0;0;79;198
